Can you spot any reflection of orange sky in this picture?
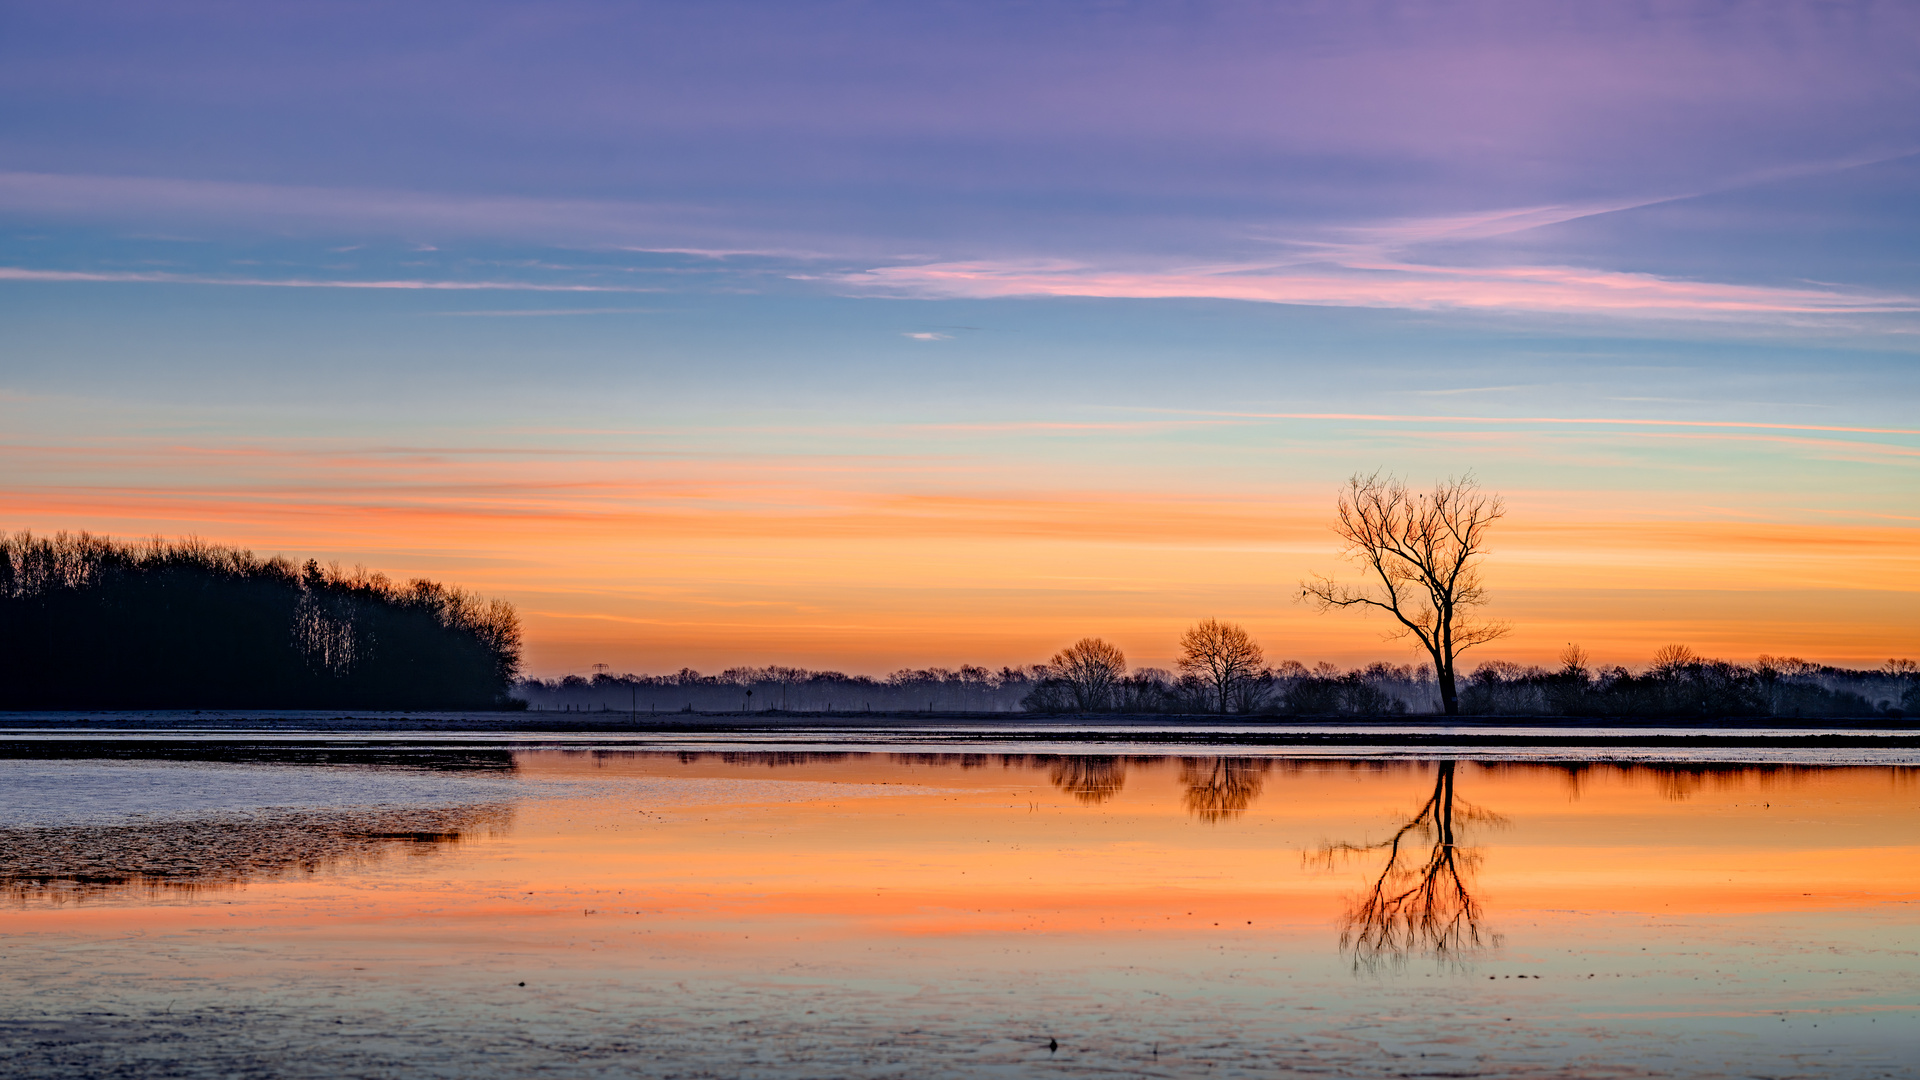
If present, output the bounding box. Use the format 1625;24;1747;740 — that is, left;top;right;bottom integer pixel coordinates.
18;756;1914;946
5;429;1916;674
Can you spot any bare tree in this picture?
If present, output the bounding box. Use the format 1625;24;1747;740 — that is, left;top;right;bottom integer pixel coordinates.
1557;643;1589;676
1649;643;1697;675
1299;473;1508;716
1049;637;1127;712
1177;619;1265;714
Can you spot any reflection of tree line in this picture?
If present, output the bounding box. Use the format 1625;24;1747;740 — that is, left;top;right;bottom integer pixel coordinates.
615;750;1868;814
1303;761;1894;968
1028;752;1498;967
2;804;512;901
1178;758;1270;821
1012;754;1884;969
1033;753;1496;967
1042;756;1272;821
19;749;1899;965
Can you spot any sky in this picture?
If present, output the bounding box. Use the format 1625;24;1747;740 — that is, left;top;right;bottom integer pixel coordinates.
2;0;1917;677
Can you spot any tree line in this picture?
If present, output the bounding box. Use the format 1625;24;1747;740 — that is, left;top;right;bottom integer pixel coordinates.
517;664;1048;713
1457;646;1917;719
1019;633;1914;718
516;659;1435;715
519;644;1912;718
0;531;522;710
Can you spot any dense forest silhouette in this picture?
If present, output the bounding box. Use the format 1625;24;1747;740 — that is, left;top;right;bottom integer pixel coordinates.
0;532;521;710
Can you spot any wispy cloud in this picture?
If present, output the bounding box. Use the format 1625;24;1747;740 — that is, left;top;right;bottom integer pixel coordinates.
1411;385;1533;397
1159;409;1920;438
1309;198;1668;249
836;182;1920;318
902;331;950;340
0;267;656;292
844;258;1919;317
844;251;1920;315
430;307;661;316
8;171;1915;321
0;171;726;249
615;245;836;260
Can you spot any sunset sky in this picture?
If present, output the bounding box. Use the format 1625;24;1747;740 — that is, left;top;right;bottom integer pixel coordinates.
3;1;1917;676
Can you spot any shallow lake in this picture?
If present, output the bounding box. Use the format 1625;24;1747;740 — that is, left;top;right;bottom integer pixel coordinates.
3;746;1916;1077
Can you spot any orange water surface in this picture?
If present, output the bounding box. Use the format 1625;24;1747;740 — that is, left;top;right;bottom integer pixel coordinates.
4;752;1917;1078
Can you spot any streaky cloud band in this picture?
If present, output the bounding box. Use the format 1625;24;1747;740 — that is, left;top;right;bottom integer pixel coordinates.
0;267;656;293
1154;410;1920;438
845;261;1920;318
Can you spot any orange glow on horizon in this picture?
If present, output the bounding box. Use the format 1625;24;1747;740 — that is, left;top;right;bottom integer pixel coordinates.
4;429;1914;676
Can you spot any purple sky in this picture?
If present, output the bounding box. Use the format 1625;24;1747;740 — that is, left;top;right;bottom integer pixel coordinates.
2;1;1917;672
6;1;1918;278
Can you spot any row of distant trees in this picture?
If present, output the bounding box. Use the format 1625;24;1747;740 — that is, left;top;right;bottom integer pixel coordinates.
517;664;1044;714
1020;630;1439;715
518;643;1916;718
516;658;1434;716
1459;646;1918;718
0;532;522;709
1018;633;1916;718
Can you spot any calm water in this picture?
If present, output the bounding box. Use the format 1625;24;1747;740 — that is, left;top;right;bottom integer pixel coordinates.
2;746;1916;1078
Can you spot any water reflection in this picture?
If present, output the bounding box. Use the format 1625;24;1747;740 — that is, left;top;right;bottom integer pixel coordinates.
1179;757;1270;822
15;746;1913;940
0;741;516;772
1;803;511;901
1319;761;1504;969
715;751;851;768
6;748;1916;1080
1048;755;1129;804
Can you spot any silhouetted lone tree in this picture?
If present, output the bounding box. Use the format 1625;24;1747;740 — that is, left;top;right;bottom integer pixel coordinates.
1317;761;1503;969
1177;619;1265;714
1049;638;1128;712
1300;473;1508;715
1179;757;1269;822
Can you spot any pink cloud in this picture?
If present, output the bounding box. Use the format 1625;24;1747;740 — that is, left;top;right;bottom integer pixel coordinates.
844;259;1920;317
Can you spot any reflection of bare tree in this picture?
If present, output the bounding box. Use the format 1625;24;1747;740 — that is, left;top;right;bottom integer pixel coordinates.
1179;757;1270;822
1318;761;1504;968
1048;756;1128;804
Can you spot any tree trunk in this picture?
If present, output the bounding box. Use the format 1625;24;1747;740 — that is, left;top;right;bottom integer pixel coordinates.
1437;669;1460;715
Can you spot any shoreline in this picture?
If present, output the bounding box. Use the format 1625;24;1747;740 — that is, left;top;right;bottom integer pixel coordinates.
1;709;1913;732
2;710;1916;756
